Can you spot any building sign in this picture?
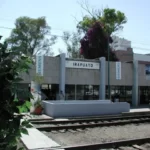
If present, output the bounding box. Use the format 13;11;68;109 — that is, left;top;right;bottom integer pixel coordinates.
66;60;100;70
145;64;150;80
116;62;121;80
36;55;44;76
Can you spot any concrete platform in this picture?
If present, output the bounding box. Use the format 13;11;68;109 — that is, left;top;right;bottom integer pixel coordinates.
43;100;130;118
20;113;53;121
122;107;150;116
130;108;150;112
21;128;62;150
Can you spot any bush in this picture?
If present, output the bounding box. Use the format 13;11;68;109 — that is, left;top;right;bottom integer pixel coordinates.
0;39;33;149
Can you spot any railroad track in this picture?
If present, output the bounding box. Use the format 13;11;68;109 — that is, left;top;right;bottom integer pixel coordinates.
30;114;150;132
59;137;150;150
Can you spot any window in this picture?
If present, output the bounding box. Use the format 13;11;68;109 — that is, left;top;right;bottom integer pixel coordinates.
84;85;94;100
110;86;132;103
41;84;48;89
140;86;150;104
76;85;84;100
125;86;132;103
65;85;75;100
93;85;99;100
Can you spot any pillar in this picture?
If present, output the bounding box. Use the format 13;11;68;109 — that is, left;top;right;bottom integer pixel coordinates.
99;57;106;100
132;60;138;107
59;53;66;99
75;84;77;100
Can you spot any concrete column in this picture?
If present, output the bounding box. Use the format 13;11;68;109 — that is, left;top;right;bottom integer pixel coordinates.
75;84;77;100
59;53;66;100
99;57;106;100
132;60;138;107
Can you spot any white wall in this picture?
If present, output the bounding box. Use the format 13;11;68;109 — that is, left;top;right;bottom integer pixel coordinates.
112;36;131;51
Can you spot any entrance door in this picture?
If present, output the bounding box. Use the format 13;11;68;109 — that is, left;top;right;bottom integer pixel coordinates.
139;86;150;104
84;85;93;100
50;84;59;100
41;84;59;100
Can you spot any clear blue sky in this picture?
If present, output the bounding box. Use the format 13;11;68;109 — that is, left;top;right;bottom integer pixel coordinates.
0;0;150;55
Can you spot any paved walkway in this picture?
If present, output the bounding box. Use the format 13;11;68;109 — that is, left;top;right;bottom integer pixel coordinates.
22;113;52;120
130;105;150;112
21;128;63;150
130;108;150;112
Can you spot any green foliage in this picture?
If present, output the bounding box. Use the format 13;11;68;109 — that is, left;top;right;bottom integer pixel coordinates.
17;101;32;113
77;6;127;35
76;2;127;61
34;99;43;109
62;31;83;58
0;39;32;149
6;16;57;56
62;3;127;59
21;120;32;128
20;128;28;135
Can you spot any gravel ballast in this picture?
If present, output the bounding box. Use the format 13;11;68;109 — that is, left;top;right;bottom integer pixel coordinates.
42;123;150;147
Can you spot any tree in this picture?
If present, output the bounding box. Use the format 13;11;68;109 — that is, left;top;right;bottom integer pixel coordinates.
7;16;56;56
0;37;32;149
77;2;127;35
62;31;83;58
77;2;127;60
80;22;111;59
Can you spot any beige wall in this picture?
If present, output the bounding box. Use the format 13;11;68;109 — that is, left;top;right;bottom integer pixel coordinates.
114;48;133;62
66;68;100;85
109;62;133;86
20;56;60;84
66;61;133;86
20;56;150;87
138;63;150;86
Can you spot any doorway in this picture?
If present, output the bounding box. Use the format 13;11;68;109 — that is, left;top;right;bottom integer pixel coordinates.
139;86;150;104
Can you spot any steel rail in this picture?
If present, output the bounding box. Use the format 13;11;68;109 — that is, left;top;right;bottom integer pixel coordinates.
60;137;150;150
36;118;150;131
28;118;53;121
31;114;150;125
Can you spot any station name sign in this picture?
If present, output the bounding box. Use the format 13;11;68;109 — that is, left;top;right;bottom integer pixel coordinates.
36;55;44;76
116;62;121;80
66;60;100;70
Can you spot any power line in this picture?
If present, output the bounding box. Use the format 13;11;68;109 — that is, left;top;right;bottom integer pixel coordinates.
0;26;13;30
113;35;150;46
113;42;150;50
0;17;150;44
0;25;65;32
112;36;150;47
132;47;150;51
0;18;14;22
0;17;73;32
0;26;64;38
1;25;150;45
1;25;150;51
131;41;150;46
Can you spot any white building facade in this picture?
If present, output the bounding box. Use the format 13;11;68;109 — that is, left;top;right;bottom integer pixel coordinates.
112;36;131;51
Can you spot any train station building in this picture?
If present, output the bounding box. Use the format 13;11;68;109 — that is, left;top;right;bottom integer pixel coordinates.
18;52;150;106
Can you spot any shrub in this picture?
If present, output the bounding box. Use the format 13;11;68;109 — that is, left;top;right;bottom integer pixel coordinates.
0;39;33;149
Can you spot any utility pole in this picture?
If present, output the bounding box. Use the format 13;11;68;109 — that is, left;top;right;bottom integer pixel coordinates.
108;38;110;99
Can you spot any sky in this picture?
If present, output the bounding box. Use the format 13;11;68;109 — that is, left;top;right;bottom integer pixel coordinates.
0;0;150;55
